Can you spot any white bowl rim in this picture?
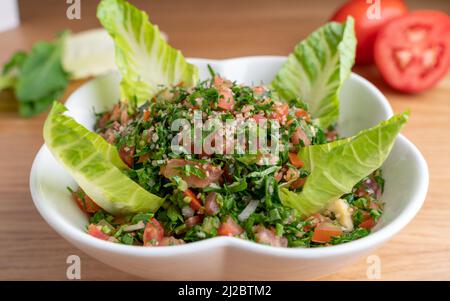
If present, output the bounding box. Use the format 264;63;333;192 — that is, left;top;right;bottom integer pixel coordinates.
30;56;428;259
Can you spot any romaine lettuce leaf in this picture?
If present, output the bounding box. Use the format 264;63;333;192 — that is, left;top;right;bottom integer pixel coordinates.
97;0;198;107
44;102;164;215
271;17;356;129
280;112;409;216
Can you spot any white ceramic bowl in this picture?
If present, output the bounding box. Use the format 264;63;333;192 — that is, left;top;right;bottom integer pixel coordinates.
30;56;429;280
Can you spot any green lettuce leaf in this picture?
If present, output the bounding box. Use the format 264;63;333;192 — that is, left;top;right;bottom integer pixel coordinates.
97;0;198;107
44;102;164;215
271;17;356;129
280;112;409;216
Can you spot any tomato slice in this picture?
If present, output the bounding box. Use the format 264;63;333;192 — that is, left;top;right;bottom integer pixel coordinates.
143;218;164;246
161;159;223;188
311;223;343;243
119;146;135;168
374;11;450;93
288;152;304;168
72;189;100;213
183;189;203;211
87;224;110;241
359;212;377;230
217;216;244;236
270;102;289;124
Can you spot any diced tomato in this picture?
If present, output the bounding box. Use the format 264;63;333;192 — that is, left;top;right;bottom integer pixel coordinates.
254;226;288;247
359;212;377;230
284;168;299;182
303;213;326;232
120;110;129;125
72;189;100;213
291;126;311;146
252;86;266;95
97;112;111;129
161;159;223;188
312;223;343;243
143;109;151;121
295;109;309;119
87;224;110;241
217;88;235;110
290;177;306;190
119;146;135;168
183;189;203;211
274;170;284;183
137;153;151;163
251;113;265;124
270;102;289;124
217;216;244;236
288;152;304;168
143;218;164;246
110;104;121;121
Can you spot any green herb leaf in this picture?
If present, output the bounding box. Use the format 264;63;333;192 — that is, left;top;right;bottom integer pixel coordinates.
16;35;70;117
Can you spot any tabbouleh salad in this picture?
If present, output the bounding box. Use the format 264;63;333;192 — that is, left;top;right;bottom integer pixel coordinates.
43;0;408;249
71;75;385;248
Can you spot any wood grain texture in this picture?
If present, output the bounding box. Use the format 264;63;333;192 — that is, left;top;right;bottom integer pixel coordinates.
0;0;449;280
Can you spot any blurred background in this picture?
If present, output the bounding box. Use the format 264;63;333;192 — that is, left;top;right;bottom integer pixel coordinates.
0;0;449;280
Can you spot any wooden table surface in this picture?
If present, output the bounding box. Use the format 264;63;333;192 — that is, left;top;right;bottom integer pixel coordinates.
1;0;449;280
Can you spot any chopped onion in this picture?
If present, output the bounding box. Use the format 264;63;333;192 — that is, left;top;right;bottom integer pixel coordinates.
97;219;114;231
238;199;259;222
182;205;195;218
123;221;145;232
108;236;119;243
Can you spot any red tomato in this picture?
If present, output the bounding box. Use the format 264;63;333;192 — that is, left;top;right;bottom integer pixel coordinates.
119;146;135;168
295;109;309;119
359;212;376;229
374;11;450;93
288;152;304;168
72;189;100;213
303;213;326;232
87;224;110;241
270;102;289;124
143;109;151;121
311;223;343;243
183;189;203;211
161;159;223;188
291;126;310;146
217;87;235;110
290;177;306;190
254;226;288;247
217;216;244;236
143;218;164;246
331;0;408;65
